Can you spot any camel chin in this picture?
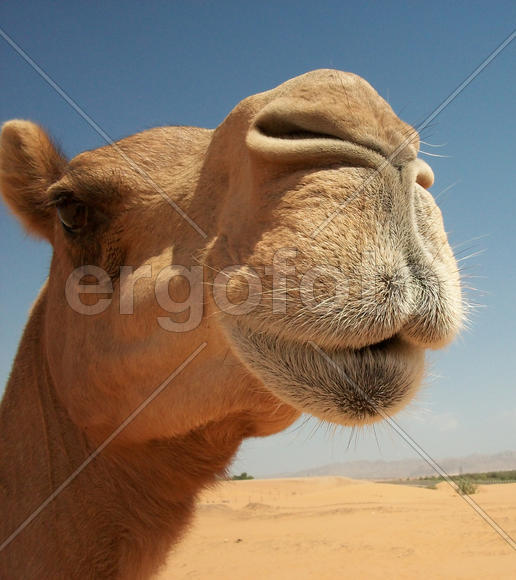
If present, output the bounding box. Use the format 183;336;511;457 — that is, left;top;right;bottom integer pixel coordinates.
227;321;425;426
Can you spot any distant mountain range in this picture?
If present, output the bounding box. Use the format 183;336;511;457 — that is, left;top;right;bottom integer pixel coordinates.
274;450;516;480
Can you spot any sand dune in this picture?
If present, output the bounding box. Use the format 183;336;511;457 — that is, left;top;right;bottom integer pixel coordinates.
157;477;516;579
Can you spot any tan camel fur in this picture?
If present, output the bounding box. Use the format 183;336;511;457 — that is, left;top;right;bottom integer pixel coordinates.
0;69;462;578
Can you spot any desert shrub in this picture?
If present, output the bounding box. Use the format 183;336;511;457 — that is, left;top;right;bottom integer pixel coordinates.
456;478;477;495
231;472;254;480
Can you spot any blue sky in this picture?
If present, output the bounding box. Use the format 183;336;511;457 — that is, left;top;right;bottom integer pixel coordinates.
0;1;515;476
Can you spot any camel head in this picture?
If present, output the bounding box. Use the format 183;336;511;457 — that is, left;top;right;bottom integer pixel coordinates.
0;69;463;445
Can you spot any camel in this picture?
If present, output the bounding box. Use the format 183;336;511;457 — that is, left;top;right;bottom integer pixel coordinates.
0;69;463;578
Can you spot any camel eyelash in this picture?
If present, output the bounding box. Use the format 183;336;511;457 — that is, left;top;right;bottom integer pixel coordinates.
46;190;81;208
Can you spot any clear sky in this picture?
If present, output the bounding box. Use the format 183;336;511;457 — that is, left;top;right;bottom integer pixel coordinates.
1;1;515;477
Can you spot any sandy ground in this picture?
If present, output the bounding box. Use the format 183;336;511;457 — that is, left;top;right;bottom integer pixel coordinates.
156;477;516;579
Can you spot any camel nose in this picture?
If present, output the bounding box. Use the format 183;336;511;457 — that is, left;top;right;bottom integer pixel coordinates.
414;158;434;189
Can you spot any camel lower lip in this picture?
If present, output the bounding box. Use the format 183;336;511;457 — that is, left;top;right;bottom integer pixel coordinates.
229;324;425;426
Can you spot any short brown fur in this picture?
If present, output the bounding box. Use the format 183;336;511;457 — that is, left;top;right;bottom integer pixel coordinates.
0;70;462;578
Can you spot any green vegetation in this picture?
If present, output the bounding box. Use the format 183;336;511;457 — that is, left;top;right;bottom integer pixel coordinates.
456;478;478;495
231;472;254;480
384;469;516;490
459;470;516;482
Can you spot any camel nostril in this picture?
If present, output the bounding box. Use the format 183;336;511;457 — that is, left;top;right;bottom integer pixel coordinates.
414;158;434;189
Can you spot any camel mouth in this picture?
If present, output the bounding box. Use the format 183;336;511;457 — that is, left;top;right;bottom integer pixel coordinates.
229;322;425;426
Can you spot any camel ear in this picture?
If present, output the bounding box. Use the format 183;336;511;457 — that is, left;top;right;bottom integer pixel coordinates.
0;120;67;240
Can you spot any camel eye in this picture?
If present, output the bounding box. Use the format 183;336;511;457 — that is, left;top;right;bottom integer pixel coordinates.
56;199;88;233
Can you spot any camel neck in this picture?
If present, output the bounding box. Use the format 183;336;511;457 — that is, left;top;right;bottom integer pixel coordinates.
0;292;251;579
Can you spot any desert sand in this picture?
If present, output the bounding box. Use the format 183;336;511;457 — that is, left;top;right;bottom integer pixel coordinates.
156;477;516;579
